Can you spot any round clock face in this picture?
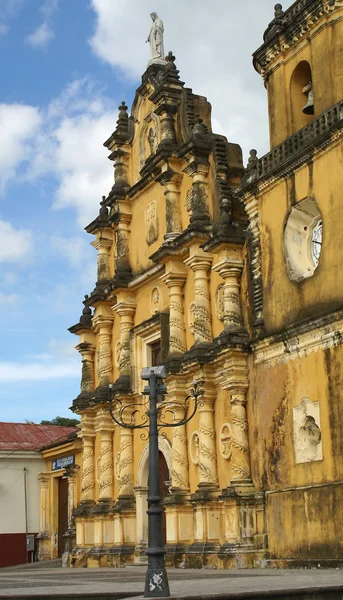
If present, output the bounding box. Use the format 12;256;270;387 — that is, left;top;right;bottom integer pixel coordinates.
311;219;322;267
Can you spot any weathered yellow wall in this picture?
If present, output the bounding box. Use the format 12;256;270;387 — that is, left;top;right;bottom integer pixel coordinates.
260;142;343;333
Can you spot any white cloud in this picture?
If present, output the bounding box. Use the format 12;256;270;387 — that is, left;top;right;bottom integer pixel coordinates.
25;0;59;49
0;104;41;191
26;22;55;48
50;236;89;268
0;0;25;36
0;360;80;382
89;0;293;160
48;337;77;358
0;220;33;263
0;292;19;304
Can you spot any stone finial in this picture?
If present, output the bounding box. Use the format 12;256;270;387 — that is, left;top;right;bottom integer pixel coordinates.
114;101;129;142
99;195;109;219
219;197;232;233
165;51;176;70
246;149;258;172
80;295;92;326
192;117;206;136
274;3;284;18
241;149;258;188
263;4;286;41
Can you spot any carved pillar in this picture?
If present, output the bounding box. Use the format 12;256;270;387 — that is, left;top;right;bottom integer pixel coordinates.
117;425;134;498
115;212;132;281
80;415;96;503
213;256;244;331
160;273;186;355
95;411;114;502
229;387;251;484
91;236;112;283
184;252;213;345
158;171;182;242
155;105;177;147
66;466;79;527
38;473;49;532
183;160;210;227
76;343;95;394
197;387;218;489
93;315;114;388
113;300;136;382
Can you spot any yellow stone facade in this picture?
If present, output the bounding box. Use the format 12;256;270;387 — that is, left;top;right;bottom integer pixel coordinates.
64;0;343;568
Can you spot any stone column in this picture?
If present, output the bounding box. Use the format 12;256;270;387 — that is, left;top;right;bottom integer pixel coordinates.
116;212;132;280
229;387;251;484
117;426;134;498
158;171;182;243
197;387;218;489
160;273;186;355
93;316;114;388
66;466;79;527
80;416;96;503
113;300;136;382
213;256;244;331
183;161;210;228
76;343;95;394
95;411;114;502
184;252;213;345
91;236;112;283
38;473;49;532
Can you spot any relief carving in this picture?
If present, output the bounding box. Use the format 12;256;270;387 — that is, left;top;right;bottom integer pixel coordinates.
216;285;224;321
151;287;161;314
293;397;323;464
219;423;232;460
145;200;159;245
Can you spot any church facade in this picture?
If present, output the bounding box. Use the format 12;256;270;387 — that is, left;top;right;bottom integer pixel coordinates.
62;0;343;568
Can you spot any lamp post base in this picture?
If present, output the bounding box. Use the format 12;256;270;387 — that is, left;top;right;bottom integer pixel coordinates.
144;567;170;598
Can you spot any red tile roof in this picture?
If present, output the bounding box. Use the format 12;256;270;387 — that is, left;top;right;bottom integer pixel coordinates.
0;422;78;451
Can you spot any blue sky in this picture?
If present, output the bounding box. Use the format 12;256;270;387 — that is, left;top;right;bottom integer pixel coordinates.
0;0;292;423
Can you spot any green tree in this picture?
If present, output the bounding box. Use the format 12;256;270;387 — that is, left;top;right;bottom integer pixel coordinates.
40;416;80;427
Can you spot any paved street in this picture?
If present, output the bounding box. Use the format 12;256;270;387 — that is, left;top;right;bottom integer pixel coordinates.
0;565;343;599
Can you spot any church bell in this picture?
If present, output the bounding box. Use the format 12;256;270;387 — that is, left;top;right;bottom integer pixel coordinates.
302;83;314;115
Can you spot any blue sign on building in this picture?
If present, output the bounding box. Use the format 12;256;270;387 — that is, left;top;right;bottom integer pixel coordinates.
52;455;75;471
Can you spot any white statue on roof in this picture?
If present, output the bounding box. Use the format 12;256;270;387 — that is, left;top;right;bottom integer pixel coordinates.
146;12;166;66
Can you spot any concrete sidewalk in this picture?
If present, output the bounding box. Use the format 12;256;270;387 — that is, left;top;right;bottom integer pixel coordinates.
0;565;343;599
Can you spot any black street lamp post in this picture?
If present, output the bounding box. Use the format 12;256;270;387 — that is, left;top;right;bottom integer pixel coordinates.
108;366;201;598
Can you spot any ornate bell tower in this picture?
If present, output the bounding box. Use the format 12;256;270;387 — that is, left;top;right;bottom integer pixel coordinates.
254;1;343;148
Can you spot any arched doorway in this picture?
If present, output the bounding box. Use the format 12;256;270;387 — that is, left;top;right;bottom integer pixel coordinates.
135;439;172;563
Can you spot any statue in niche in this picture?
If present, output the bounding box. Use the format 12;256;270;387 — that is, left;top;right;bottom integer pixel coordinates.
293;397;323;464
298;416;322;461
190;431;200;465
147;126;157;155
146;13;164;61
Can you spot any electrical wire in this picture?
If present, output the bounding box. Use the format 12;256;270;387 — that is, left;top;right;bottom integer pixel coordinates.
0;471;23;499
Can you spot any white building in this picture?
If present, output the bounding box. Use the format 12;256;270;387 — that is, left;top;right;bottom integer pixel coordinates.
0;423;77;567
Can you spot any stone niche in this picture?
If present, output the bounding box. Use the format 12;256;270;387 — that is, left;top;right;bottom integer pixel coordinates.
293;397;323;464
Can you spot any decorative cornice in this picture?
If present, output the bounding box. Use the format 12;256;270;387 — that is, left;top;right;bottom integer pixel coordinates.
254;0;343;79
253;307;343;367
240;99;343;194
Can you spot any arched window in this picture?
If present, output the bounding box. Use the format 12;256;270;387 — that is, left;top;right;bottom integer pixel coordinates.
290;61;315;133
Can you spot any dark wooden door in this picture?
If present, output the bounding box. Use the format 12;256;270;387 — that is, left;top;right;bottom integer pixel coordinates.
159;451;169;545
58;477;68;557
